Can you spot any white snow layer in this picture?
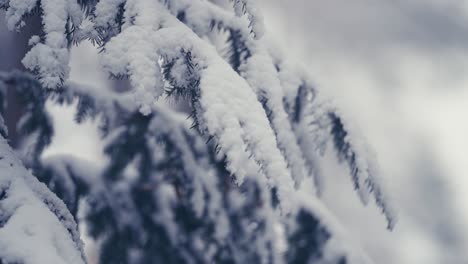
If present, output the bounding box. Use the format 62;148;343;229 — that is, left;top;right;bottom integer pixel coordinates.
0;138;85;264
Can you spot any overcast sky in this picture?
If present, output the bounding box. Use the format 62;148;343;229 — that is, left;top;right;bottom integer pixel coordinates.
259;1;468;263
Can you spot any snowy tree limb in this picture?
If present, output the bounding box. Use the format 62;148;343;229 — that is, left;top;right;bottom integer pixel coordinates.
0;137;86;264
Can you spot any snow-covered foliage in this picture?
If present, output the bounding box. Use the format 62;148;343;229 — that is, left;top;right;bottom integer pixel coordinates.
0;139;86;264
0;75;85;264
231;0;265;39
1;0;82;88
0;0;397;263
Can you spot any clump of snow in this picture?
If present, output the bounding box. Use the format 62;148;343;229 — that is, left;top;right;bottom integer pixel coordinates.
20;0;73;88
4;0;38;30
28;35;41;46
93;0;126;30
3;0;83;88
100;0;165;115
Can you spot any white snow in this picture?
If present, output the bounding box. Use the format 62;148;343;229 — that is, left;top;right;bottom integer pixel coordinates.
0;137;85;264
4;0;38;30
21;0;73;88
232;0;265;39
100;0;164;114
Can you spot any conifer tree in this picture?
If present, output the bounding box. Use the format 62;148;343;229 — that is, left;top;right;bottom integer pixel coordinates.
0;0;396;263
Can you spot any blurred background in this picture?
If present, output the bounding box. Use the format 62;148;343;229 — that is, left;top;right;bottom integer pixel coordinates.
259;1;468;263
2;1;468;263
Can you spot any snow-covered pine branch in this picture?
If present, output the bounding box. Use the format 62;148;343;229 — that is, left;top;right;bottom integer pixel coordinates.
231;0;265;39
1;0;398;263
0;138;86;264
271;48;397;229
96;0;397;226
327;109;397;229
0;76;85;264
99;2;298;213
1;0;83;88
